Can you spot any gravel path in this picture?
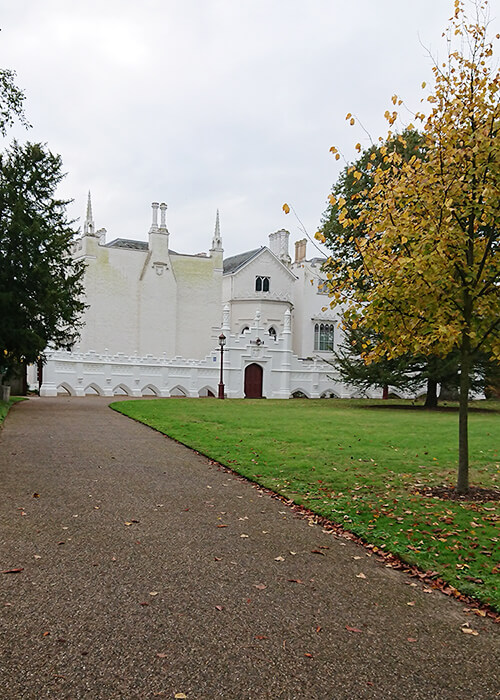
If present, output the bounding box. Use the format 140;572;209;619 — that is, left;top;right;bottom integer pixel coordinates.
0;397;498;699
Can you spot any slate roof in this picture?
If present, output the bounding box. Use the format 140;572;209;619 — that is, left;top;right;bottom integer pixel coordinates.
223;248;262;274
106;238;149;251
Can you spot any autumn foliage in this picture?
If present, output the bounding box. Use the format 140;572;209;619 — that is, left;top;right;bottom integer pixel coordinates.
320;1;499;493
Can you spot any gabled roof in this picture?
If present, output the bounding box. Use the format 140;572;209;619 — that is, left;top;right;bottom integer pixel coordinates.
223;248;262;274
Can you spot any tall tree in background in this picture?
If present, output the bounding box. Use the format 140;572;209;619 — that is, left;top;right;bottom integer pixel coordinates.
0;140;86;382
321;0;499;493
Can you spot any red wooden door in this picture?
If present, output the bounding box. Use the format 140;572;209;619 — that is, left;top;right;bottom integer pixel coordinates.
244;363;263;398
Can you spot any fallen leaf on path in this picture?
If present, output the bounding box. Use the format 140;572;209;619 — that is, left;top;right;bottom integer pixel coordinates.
407;638;417;642
461;627;479;635
356;573;367;579
140;602;149;606
34;555;41;559
254;583;267;590
2;568;24;574
42;631;50;637
149;591;159;596
174;694;187;699
217;524;228;528
156;653;168;658
311;550;325;555
345;626;363;633
316;626;322;633
214;557;222;561
287;579;305;584
274;556;285;562
304;653;313;658
32;493;40;498
289;551;296;555
215;605;224;611
407;601;416;606
255;635;268;640
353;556;362;560
240;534;249;538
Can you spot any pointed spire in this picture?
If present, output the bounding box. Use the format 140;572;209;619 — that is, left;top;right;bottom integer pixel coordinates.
211;209;223;251
83;190;95;236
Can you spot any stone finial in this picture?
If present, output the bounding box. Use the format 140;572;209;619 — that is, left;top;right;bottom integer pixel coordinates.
83;190;95;236
159;202;168;231
211;209;223;251
150;202;159;232
222;303;230;330
284;308;291;333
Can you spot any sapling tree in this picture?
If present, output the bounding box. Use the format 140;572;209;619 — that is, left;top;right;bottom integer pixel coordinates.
318;0;500;493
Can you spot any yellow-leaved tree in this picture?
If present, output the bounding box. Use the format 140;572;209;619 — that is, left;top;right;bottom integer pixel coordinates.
323;0;499;493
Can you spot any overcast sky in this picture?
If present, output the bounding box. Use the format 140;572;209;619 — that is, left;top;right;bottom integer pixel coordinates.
1;1;497;257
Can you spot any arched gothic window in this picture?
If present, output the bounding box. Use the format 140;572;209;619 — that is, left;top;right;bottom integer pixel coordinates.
255;276;270;292
268;326;277;340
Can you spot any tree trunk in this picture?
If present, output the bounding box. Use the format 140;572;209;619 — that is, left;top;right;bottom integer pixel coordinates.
424;378;438;408
457;332;471;494
382;385;389;400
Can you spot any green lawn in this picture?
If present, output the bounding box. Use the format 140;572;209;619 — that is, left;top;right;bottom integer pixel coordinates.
111;398;500;610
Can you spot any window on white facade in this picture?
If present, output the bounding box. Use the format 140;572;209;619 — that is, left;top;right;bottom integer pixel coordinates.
255;276;270;292
314;323;334;351
268;326;277;340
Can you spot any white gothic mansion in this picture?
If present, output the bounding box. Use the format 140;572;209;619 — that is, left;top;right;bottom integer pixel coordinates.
38;196;368;399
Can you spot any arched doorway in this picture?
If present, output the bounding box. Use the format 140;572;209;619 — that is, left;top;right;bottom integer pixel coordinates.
244;363;263;398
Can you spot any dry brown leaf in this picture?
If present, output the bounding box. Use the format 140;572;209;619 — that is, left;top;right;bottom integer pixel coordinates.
254;583;267;590
356;573;367;579
407;601;416;606
461;627;479;636
2;568;24;574
274;556;285;562
345;625;363;633
156;652;168;658
215;605;224;611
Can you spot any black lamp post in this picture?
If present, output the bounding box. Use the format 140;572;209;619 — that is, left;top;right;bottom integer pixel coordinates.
218;333;226;399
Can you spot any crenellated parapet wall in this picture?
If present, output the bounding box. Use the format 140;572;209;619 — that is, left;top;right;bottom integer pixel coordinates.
39;315;359;399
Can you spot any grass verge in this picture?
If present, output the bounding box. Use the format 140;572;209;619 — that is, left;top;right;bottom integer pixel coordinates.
0;396;25;425
111;398;499;610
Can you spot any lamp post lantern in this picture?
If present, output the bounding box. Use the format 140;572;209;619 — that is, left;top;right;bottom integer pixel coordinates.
218;333;226;399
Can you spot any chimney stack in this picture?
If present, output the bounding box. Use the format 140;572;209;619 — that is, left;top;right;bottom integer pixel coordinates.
294;238;307;263
268;229;291;266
